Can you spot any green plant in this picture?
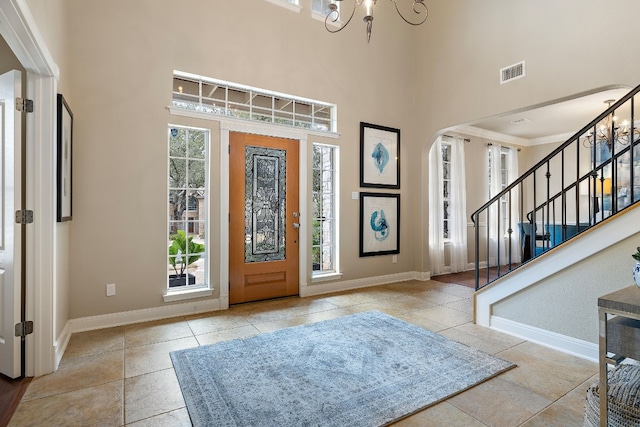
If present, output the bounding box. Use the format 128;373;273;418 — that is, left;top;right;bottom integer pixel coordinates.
633;247;640;262
169;230;205;276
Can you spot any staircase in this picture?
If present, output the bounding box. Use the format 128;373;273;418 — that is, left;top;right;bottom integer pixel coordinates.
471;84;640;291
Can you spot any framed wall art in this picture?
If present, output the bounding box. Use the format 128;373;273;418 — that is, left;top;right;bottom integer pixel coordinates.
57;93;73;222
359;192;400;257
360;122;400;189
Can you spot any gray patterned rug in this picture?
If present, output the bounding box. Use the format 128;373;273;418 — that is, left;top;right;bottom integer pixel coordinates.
170;311;515;426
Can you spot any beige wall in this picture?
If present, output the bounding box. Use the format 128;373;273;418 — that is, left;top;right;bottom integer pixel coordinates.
414;0;640;273
494;231;640;343
64;0;418;318
22;0;640;322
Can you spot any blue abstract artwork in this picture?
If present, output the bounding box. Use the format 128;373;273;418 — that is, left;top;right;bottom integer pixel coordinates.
370;209;389;242
371;143;390;174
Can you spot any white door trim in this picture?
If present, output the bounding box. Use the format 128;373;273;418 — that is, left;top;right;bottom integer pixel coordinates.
218;120;309;309
0;0;58;376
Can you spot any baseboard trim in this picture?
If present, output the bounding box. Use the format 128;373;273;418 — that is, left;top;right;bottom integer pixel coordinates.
67;298;222;334
54;322;72;369
490;315;598;362
301;271;425;297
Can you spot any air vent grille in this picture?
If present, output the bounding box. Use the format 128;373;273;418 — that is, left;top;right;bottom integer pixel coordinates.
500;61;525;84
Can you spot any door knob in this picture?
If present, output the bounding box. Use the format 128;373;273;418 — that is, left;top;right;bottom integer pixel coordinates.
293;223;300;229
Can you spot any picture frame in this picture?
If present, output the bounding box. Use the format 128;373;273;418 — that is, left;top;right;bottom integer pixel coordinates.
359;192;400;257
57;94;73;222
360;122;400;189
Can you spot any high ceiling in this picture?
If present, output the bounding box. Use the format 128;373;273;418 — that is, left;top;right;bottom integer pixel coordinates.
468;87;632;143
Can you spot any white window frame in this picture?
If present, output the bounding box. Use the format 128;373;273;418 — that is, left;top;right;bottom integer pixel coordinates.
311;0;341;28
264;0;302;13
164;125;212;302
312;143;340;280
172;71;337;134
489;146;511;237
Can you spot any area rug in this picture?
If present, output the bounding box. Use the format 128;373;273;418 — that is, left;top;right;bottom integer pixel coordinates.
170;311;515;427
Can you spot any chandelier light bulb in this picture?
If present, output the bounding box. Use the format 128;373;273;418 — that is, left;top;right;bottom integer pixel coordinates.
324;0;428;44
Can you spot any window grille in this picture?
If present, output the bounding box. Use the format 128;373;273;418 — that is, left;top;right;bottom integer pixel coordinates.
172;71;337;133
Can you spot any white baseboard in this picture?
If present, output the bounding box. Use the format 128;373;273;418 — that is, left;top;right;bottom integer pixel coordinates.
490;315;598;362
67;298;222;334
301;271;427;297
54;322;72;369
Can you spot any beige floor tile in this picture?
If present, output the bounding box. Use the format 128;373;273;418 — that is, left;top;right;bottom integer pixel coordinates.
393;311;451;332
444;299;474;314
448;376;553;427
319;291;379;307
253;307;352;333
232;299;338;324
124;368;185;424
62;326;125;361
379;280;447;294
391;401;488;427
125;317;194;348
507;341;598;378
196;324;261;346
185;312;251;335
520;378;593;427
125;336;199;378
498;344;598;392
23;350;124;401
418;289;468;305
454;323;525;349
9;380;123;427
126;407;191;426
439;327;520;355
409;305;473;328
439;284;476;299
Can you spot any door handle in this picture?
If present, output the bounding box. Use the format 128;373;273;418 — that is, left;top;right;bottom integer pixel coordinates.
293;223;300;229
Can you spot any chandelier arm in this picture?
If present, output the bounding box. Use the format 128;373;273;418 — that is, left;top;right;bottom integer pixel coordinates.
325;1;358;34
391;0;428;26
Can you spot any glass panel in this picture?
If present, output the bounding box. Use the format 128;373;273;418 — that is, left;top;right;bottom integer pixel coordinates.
189;132;206;159
244;146;286;263
188;160;205;188
169;159;186;188
168;126;208;289
169;128;187;157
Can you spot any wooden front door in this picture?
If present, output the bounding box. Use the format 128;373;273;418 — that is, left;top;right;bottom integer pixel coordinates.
229;133;299;304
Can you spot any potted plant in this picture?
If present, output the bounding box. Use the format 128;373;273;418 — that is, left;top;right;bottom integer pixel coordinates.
168;230;204;287
633;247;640;288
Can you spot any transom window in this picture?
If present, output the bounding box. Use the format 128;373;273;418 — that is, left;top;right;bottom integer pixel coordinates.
168;126;209;291
172;71;336;133
312;0;334;15
312;143;339;275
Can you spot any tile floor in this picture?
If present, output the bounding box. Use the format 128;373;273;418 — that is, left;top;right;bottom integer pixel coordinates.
7;280;598;426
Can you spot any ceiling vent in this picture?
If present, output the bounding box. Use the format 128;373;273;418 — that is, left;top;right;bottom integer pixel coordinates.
500;61;525;84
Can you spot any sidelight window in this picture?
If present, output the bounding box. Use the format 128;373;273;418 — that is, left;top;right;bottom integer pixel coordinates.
168;126;209;291
312;143;339;275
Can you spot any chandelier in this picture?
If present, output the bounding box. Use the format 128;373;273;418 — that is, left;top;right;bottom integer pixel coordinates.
583;99;640;151
325;0;428;43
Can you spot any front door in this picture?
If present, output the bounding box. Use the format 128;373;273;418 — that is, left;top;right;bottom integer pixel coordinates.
229;133;299;304
0;70;23;379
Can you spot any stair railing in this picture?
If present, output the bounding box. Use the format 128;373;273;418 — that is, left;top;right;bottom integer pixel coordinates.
471;84;640;290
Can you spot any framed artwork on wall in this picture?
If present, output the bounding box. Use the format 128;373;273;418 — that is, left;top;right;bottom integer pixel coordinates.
360;122;400;189
57;94;73;222
359;192;400;257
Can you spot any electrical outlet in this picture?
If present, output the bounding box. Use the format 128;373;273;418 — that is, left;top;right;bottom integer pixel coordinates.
106;283;116;297
392;255;397;264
